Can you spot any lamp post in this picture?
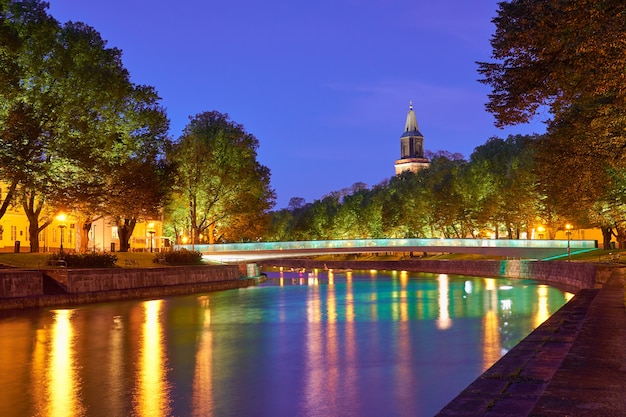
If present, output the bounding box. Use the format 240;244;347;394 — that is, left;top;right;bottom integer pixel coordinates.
566;224;572;261
57;213;67;255
148;222;155;253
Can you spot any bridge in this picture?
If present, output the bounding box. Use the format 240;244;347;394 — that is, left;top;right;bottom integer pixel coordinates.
175;238;598;263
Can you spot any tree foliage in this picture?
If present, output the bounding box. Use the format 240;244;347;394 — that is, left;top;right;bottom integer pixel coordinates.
265;136;548;242
478;0;626;248
0;0;170;252
168;111;275;244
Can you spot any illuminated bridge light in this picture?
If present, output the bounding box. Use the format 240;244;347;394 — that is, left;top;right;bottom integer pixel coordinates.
190;238;598;263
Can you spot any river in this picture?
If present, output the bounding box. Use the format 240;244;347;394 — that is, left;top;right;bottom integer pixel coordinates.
0;269;572;417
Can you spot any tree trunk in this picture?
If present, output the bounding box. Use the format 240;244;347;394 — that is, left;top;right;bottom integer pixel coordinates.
117;218;137;252
208;222;216;244
28;218;40;252
601;227;613;250
76;215;93;252
616;226;626;250
22;190;50;253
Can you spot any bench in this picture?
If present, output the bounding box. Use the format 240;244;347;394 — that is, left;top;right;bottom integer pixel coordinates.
124;259;139;267
46;259;67;267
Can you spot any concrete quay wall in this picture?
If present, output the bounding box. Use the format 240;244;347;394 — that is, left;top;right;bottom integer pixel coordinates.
0;270;44;298
0;277;261;310
0;264;254;310
46;265;240;293
259;259;603;291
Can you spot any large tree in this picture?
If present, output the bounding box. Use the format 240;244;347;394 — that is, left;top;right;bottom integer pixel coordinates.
0;1;170;251
168;111;275;244
478;0;626;248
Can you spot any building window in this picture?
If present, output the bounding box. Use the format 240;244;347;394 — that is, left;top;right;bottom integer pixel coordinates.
10;225;16;241
112;227;119;239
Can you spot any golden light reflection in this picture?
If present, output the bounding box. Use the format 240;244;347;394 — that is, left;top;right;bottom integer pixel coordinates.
49;309;84;417
482;284;501;371
399;270;409;286
304;279;335;414
436;274;452;329
134;300;170;417
106;315;125;417
534;285;550;328
482;309;501;372
192;296;214;417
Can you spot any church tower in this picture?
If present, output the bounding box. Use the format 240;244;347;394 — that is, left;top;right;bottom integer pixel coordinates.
394;101;430;175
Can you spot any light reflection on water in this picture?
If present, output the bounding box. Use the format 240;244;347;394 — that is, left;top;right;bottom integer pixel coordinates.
0;270;571;417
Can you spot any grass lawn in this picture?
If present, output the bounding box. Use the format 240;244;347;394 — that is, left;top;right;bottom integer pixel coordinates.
0;251;163;269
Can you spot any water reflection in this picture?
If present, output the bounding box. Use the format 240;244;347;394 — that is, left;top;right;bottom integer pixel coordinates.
0;270;572;417
133;300;170;417
437;274;452;329
191;296;213;417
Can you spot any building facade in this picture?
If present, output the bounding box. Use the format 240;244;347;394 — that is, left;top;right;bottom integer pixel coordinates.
0;191;164;253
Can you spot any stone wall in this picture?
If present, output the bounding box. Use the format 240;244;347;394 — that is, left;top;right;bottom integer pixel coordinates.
259;259;603;291
45;265;241;293
0;270;43;298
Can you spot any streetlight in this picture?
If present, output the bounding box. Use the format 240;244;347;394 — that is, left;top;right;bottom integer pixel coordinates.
148;222;155;253
566;224;572;261
57;213;67;255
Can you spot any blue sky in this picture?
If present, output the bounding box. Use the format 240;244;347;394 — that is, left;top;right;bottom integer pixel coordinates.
47;0;545;209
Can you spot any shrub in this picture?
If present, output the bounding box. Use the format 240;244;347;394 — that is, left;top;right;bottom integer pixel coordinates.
153;249;203;265
48;252;118;268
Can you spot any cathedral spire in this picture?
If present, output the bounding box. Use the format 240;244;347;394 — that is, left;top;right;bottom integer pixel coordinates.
404;100;420;134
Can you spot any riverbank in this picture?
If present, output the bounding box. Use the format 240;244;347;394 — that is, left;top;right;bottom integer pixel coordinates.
258;258;616;292
436;267;626;416
0;264;264;310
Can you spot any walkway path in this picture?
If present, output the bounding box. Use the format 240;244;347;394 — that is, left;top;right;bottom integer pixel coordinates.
435;268;626;416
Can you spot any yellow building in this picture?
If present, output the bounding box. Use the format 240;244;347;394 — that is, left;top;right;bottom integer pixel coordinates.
0;204;165;253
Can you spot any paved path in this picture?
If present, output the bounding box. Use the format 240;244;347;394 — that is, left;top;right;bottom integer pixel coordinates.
436;268;626;416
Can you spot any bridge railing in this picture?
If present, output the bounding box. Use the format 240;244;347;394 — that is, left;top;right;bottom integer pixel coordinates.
175;238;598;254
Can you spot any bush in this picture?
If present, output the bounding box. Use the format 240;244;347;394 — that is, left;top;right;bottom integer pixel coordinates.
153;249;203;265
48;252;118;268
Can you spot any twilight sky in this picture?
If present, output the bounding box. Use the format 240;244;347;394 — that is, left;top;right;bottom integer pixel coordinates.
47;0;545;209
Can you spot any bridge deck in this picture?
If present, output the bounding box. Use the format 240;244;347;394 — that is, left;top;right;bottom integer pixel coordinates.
175;238;598;263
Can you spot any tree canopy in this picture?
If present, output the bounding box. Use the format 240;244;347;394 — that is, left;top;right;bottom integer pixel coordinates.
0;0;170;251
478;0;626;248
167;111;275;244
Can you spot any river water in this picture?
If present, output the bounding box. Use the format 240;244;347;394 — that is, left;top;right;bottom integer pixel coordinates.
0;269;572;417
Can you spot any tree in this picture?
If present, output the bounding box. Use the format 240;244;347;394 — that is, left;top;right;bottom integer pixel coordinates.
478;0;626;248
467;135;540;238
168;111;275;244
0;1;170;251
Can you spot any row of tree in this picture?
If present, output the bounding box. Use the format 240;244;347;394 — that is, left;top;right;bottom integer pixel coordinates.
0;1;275;252
266;137;541;242
267;132;625;249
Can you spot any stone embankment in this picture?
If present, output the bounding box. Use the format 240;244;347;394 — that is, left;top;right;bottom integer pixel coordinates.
259;258;612;291
0;264;262;310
